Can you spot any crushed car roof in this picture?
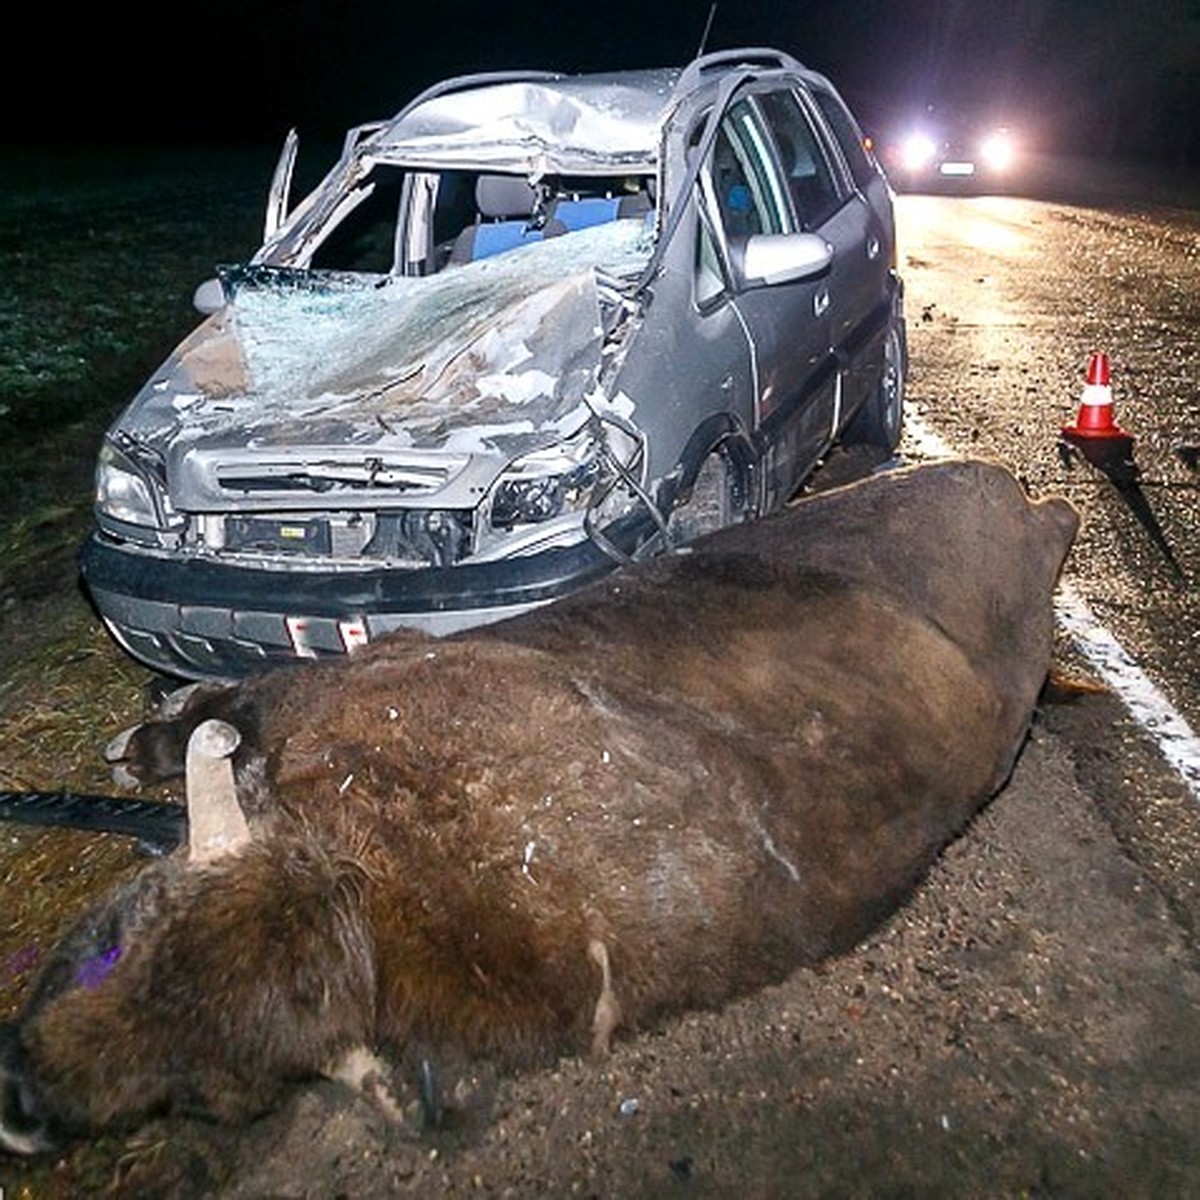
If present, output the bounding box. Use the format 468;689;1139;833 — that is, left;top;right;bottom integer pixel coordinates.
365;69;684;174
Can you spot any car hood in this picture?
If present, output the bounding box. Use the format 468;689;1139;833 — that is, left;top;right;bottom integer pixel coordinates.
114;221;651;510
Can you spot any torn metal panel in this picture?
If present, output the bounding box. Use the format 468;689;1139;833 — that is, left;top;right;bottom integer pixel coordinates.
264;128;299;241
115;222;652;513
370;73;680;174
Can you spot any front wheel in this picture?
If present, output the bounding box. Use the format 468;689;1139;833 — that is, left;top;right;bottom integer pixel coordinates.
845;316;905;451
666;448;748;546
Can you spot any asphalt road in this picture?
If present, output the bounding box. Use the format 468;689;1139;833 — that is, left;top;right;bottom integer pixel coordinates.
895;183;1200;927
896;189;1200;733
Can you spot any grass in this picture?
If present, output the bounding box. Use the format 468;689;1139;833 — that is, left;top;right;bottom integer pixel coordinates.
0;144;269;505
0;143;270;1027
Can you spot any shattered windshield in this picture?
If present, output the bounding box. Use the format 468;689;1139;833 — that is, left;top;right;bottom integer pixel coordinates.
142;220;654;457
232;220;651;403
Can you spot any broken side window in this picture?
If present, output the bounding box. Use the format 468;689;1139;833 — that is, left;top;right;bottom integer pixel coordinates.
309;166;407;275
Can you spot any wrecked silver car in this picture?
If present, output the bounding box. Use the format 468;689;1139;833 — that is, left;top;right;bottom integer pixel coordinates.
82;47;906;679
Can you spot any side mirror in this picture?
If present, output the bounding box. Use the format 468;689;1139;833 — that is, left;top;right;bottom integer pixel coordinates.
739;232;832;288
193;279;226;315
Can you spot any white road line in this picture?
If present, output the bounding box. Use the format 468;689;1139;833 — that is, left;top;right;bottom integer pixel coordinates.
1054;585;1200;799
903;411;1200;803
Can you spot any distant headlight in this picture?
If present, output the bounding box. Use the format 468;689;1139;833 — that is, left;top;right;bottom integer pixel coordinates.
95;438;163;528
980;131;1016;171
489;432;603;529
901;133;937;170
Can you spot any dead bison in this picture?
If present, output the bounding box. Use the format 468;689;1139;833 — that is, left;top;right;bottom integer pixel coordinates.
0;460;1077;1153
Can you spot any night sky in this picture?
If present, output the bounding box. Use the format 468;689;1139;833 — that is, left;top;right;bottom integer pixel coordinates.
9;1;1200;163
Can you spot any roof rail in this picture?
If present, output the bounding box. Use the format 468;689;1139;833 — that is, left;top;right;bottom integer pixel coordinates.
674;46;805;96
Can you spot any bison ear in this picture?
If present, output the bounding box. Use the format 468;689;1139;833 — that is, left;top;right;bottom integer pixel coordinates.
186;719;252;863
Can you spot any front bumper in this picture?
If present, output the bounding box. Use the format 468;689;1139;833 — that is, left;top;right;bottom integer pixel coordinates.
80;523;643;680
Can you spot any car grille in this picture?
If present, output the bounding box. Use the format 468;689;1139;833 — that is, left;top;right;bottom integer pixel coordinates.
200;509;473;568
213;457;457;496
177;447;476;510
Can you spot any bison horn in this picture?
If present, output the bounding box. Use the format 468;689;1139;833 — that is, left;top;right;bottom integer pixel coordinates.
186;718;251;862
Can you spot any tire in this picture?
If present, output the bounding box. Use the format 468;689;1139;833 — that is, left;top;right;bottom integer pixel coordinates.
667;448;747;545
845;315;905;451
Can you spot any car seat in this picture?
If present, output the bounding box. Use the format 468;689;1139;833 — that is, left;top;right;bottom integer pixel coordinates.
449;175;546;263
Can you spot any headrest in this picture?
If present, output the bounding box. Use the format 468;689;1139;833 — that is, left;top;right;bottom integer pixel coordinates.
475;175;539;219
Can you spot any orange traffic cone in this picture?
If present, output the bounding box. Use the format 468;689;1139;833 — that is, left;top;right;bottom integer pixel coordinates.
1062;351;1128;440
1060;351;1137;480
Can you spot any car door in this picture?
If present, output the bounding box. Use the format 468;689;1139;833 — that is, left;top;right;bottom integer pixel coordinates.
761;85;891;426
699;91;838;512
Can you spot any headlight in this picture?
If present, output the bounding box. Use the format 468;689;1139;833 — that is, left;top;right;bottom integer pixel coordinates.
901;133;937;170
95;438;163;528
490;434;602;529
980;131;1015;171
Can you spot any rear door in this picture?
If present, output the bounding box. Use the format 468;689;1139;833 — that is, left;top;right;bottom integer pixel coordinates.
777;84;893;426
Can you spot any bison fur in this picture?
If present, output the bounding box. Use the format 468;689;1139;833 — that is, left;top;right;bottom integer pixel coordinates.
0;459;1078;1152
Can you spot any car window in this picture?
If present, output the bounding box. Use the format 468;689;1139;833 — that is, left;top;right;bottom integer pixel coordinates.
309;165;406;274
709;99;791;240
809;86;879;193
693;98;791;303
694;209;726;306
754;89;844;230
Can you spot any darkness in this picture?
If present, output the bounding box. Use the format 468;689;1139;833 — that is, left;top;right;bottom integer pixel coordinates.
6;0;1200;163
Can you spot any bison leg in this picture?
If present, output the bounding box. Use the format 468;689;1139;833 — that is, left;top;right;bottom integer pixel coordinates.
329;1045;409;1125
587;939;622;1058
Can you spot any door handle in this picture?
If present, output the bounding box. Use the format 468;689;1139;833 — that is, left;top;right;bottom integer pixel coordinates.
814;288;830;317
866;236;881;260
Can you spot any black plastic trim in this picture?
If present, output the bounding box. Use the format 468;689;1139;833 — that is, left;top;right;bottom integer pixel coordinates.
80;515;653;621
